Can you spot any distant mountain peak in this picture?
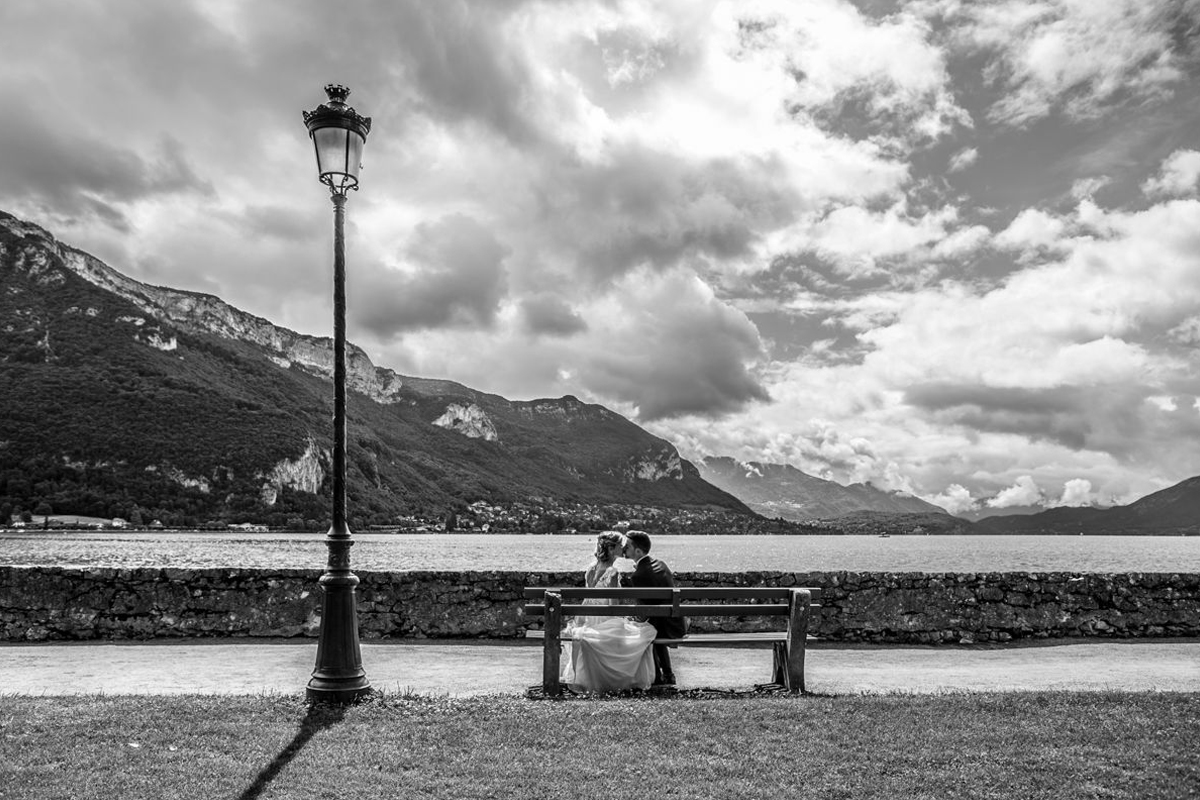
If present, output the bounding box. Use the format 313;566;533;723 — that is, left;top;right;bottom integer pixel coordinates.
0;211;411;406
698;456;947;521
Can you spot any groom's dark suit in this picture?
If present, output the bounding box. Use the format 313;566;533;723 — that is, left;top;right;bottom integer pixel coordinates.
624;555;686;683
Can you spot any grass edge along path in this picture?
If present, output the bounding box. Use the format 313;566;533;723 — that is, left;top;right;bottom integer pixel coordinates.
1;690;1196;800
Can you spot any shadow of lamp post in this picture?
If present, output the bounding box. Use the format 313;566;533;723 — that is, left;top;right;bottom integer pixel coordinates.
302;84;373;703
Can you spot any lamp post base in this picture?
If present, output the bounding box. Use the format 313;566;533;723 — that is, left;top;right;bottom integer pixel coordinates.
306;676;373;704
307;534;371;703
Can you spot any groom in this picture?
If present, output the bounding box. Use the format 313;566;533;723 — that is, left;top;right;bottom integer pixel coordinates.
621;530;685;686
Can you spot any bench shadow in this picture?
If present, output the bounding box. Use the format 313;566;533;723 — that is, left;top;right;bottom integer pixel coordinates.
236;702;348;800
525;683;835;700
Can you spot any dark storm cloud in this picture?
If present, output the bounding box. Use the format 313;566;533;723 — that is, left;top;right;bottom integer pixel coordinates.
34;1;253;93
601;326;769;422
543;144;800;281
912;386;1089;449
391;1;540;143
354;214;509;336
581;275;771;421
0;0;540;204
233;0;542;145
236;205;323;243
519;294;588;337
0;85;212;229
904;382;1152;453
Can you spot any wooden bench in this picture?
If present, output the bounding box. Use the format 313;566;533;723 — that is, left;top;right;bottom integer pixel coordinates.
522;586;821;696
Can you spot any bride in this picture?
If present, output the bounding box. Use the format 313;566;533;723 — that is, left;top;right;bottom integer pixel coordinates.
561;531;657;693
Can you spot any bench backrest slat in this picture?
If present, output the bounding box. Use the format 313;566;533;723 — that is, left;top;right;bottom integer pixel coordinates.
524;603;791;618
522;586;821;601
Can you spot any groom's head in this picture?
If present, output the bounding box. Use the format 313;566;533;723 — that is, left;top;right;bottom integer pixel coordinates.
623;530;651;560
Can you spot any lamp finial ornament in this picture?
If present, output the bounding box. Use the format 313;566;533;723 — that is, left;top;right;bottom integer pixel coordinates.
325;84;350;105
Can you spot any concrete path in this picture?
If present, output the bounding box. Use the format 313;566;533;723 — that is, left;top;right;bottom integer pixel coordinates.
1;639;1197;697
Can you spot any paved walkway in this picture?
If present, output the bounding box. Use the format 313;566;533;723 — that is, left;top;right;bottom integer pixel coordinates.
2;639;1197;696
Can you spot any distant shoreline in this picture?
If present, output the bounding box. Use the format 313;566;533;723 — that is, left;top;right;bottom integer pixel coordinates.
3;527;1198;537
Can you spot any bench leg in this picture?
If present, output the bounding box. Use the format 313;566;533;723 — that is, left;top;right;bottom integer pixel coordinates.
771;641;787;685
784;589;812;694
542;591;563;697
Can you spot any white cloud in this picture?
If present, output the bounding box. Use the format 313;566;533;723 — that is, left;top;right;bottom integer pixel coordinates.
1168;316;1200;345
1142;150;1200;199
793;203;974;277
739;461;764;478
817;290;910;332
986;475;1044;508
1146;396;1177;413
948;147;978;172
856;200;1200;395
950;0;1188;126
1050;478;1098;507
1070;177;1110;200
925;483;977;514
932;224;991;259
993;208;1066;251
601;35;669;87
742;0;969;143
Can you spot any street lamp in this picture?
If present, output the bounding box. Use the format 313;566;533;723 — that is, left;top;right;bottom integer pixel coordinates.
302;84;372;703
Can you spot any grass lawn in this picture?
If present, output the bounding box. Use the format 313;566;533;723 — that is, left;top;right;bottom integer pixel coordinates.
1;691;1196;799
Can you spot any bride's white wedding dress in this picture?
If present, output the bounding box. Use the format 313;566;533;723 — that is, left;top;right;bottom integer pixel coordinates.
560;564;656;693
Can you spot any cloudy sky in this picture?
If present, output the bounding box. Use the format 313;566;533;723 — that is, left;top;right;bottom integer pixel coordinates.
3;0;1200;515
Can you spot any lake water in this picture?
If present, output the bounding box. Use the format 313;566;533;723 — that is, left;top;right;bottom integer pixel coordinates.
1;531;1198;573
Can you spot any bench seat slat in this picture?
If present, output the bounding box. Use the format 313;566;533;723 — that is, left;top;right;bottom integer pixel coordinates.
523;586;821;601
525;630;816;646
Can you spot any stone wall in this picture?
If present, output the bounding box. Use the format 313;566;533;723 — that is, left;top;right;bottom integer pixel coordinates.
2;567;1197;643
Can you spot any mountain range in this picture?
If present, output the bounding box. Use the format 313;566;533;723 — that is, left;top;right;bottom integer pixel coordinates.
3;208;1200;535
974;477;1200;535
0;210;748;528
696;457;945;521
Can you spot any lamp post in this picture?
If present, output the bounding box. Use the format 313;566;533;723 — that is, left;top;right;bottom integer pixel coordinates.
302;84;372;703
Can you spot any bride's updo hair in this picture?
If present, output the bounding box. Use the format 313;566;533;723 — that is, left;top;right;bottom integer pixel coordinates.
593;531;625;562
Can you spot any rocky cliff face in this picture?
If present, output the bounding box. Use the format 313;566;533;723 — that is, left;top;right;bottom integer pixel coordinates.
260;438;327;505
433;403;500;441
149;465;212;494
517;396;611;421
616;448;684;482
1;214;407;404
